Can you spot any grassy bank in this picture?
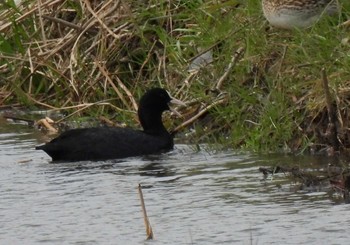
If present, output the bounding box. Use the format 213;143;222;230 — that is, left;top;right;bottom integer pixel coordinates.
1;0;350;155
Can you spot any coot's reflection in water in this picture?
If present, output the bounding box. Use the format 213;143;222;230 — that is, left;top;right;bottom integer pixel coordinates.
48;161;177;181
138;162;176;178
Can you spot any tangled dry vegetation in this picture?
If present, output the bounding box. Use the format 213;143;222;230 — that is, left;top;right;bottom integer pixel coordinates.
0;0;350;155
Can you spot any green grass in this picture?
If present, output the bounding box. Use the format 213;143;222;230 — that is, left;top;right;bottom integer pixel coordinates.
1;0;350;154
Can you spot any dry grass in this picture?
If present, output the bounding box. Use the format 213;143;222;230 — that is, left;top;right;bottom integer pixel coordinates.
1;0;350;155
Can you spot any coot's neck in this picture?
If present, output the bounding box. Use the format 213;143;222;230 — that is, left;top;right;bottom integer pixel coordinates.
138;110;169;136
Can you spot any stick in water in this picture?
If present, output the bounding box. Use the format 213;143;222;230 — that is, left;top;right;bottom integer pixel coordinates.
138;184;154;240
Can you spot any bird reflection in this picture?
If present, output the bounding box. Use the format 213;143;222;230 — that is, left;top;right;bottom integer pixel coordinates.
138;162;175;178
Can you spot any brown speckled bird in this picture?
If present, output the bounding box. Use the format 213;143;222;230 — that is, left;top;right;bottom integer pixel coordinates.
262;0;340;29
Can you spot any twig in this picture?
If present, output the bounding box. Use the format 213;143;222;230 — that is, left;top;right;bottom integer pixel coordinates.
136;40;157;84
27;48;34;94
3;115;35;124
171;94;228;134
37;0;47;44
25;93;59;109
95;60;137;111
83;0;121;39
138;184;153;240
215;46;245;91
54;100;127;124
339;19;350;27
174;71;198;98
42;15;94;33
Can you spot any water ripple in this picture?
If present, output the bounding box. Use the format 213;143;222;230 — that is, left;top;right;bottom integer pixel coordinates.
0;126;349;244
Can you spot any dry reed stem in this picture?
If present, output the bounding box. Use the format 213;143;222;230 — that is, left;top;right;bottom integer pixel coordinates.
136;40;157;84
37;0;47;44
27;48;34;94
0;0;63;32
339;19;350;27
174;71;198;98
115;75;138;111
26;94;58;109
2;0;176;114
41;15;86;32
54;100;126;123
83;0;121;39
94;60;138;111
215;46;245;91
138;184;154;240
172;94;228;134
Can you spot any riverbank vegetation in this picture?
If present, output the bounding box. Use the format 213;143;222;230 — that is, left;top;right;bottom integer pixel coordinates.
0;0;350;155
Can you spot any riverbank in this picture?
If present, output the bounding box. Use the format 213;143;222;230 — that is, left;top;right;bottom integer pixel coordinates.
1;0;350;155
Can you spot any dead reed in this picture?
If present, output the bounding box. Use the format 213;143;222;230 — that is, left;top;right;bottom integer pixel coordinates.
1;0;350;155
138;184;153;240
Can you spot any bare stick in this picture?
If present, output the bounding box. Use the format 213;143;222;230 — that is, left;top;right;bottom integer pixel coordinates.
339;19;350;27
42;15;85;32
82;0;121;39
54;100;126;124
37;0;47;44
171;94;228;134
3;115;35;124
138;184;153;240
94;60;126;107
215;46;245;91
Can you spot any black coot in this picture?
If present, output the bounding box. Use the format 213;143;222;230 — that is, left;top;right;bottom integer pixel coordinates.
36;88;184;162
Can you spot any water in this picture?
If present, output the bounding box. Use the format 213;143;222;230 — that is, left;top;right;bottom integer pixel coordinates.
0;118;349;244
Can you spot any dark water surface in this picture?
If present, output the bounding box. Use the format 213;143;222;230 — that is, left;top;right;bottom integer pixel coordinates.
0;118;349;244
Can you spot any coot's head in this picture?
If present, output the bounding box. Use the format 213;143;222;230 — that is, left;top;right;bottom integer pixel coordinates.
138;88;184;133
139;88;172;112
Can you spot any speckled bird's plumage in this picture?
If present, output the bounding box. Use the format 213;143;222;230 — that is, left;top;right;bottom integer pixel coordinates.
262;0;340;29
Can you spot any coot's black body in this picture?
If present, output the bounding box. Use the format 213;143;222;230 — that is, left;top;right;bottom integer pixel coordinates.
36;88;181;162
